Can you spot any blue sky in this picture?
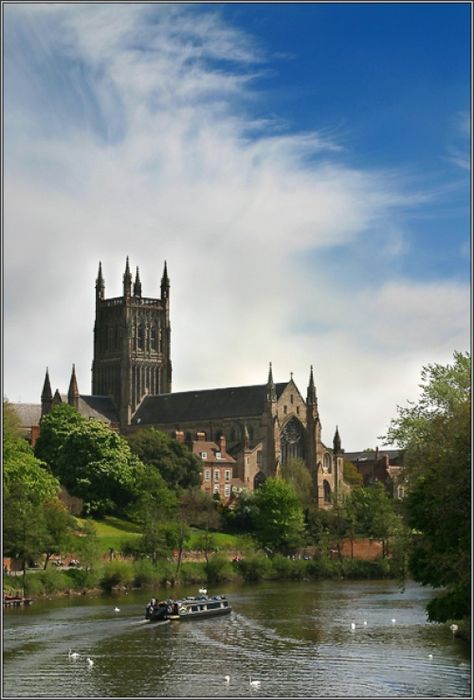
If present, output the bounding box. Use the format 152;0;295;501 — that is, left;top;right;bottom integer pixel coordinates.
3;2;471;450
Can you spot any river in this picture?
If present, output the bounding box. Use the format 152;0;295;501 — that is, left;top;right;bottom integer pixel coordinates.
2;579;471;698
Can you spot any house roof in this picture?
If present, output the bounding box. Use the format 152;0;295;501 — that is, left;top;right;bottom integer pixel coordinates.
192;440;236;464
132;382;288;425
343;449;404;463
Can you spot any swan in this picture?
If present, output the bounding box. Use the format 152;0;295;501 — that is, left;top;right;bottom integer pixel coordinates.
391;618;396;624
350;622;356;630
250;677;261;688
68;649;80;660
428;653;433;659
86;657;94;667
363;620;368;626
224;675;230;684
114;607;120;612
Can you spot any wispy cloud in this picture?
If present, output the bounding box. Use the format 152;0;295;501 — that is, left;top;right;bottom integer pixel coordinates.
4;4;469;449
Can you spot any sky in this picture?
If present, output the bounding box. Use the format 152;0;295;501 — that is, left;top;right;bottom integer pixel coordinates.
3;2;471;451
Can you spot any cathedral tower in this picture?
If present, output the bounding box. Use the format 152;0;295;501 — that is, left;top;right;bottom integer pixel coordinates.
92;258;171;427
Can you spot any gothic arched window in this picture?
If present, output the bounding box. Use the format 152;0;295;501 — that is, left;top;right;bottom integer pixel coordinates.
150;325;157;351
137;324;144;350
280;417;305;466
323;453;332;473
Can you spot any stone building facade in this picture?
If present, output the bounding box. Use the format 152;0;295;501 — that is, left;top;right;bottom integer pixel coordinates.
29;259;345;507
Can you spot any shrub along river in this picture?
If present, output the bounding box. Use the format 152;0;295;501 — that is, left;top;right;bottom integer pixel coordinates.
3;579;471;698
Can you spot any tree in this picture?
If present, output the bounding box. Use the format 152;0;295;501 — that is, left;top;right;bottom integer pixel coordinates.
344;482;400;557
41;499;77;569
382;351;471;623
126;428;202;491
47;417;142;516
252;478;305;554
281;458;313;507
3;402;60;587
343;460;363;487
34;404;84;471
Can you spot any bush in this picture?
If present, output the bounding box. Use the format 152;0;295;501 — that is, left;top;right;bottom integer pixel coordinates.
235;553;271;582
24;574;45;596
65;567;101;590
179;562;207;584
306;557;340;579
206;554;235;584
133;559;160;588
99;560;134;591
38;568;71;593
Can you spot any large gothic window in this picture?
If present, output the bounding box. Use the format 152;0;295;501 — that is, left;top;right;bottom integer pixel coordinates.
137;324;144;350
323;453;332;473
280;417;305;465
150;325;157;351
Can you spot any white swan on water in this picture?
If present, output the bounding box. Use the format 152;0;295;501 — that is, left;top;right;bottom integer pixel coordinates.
350;622;356;630
68;649;80;660
114;607;120;612
224;675;230;684
250;677;261;688
86;657;94;667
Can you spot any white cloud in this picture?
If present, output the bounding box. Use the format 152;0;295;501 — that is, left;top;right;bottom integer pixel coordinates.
3;4;470;450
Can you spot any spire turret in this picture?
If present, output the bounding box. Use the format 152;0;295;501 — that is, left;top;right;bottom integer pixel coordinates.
133;266;142;297
68;364;80;409
41;367;53;416
306;365;317;407
161;260;170;300
333;425;341;455
95;261;105;301
266;362;277;403
123;257;132;298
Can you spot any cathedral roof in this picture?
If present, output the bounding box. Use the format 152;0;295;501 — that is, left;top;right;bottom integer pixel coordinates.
132;382;288;425
10;403;42;428
77;395;119;424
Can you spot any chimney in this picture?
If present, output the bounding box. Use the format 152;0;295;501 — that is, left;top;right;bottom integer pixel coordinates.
219;435;226;454
174;430;185;443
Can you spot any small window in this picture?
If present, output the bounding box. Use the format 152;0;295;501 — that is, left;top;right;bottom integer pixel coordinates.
224;484;231;497
215;451;222;459
225;470;231;482
213;483;220;494
201;451;208;459
204;469;211;481
290;394;294;404
284;405;287;414
296;406;300;415
214;470;220;481
257;450;262;466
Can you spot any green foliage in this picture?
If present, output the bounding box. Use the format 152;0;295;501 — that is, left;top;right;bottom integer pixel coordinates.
383;351;471;623
235;553;271;582
344;482;401;545
205;554;235;584
3;402;60;566
222;489;258;533
180;488;222;530
42;500;77;568
343;460;363;487
99;560;135;591
126;428;202;490
35;404;83;469
281;458;313;507
252;478;305;553
38;411;143;516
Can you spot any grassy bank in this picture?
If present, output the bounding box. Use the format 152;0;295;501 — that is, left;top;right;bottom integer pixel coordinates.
4;552;398;599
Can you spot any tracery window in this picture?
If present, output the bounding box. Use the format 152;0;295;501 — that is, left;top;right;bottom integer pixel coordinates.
280;417;305;465
323;480;331;503
150;325;157;351
137;324;144;350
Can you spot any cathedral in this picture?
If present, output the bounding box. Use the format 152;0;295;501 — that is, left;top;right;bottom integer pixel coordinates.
37;259;345;508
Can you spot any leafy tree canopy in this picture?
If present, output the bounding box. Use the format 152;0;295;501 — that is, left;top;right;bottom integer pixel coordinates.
281;458;313;507
126;428;202;491
35;403;84;471
382;351;471;623
343;460;363;487
252;478;305;554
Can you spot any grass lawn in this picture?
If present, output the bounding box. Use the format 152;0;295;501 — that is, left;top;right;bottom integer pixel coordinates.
75;516;141;555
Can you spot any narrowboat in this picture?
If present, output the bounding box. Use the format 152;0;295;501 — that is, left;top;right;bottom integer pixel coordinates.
144;590;231;622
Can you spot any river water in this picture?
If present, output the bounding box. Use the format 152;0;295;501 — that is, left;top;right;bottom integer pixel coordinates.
2;580;471;698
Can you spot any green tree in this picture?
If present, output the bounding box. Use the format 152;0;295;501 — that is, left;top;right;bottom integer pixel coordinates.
344;483;400;557
41;499;77;569
252;478;305;554
3;402;60;588
382;351;471;623
343;460;363;487
281;458;313;507
126;428;202;491
51;418;142;516
34;404;83;471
